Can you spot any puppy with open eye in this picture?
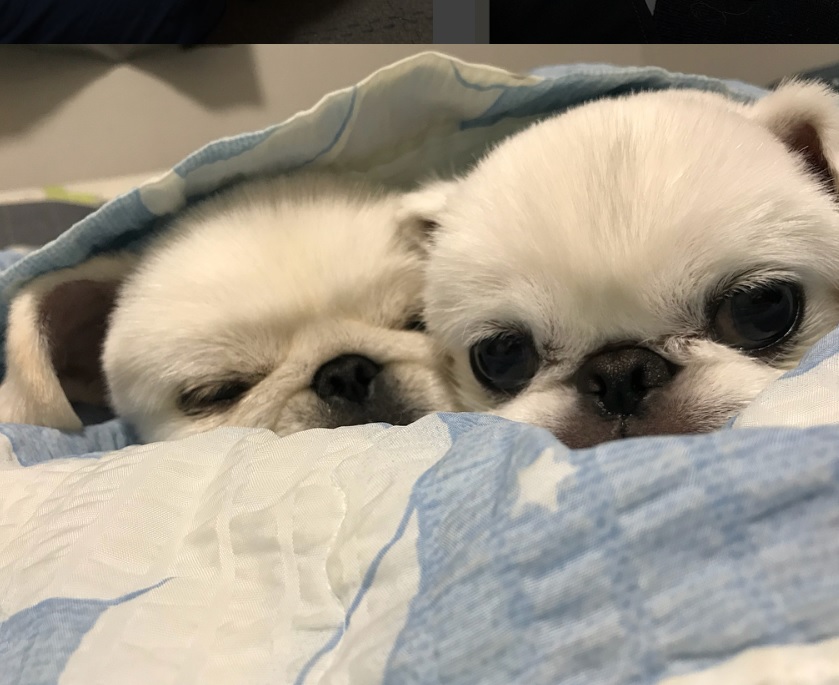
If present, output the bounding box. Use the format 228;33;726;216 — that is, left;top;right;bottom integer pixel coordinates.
407;82;839;448
0;173;454;442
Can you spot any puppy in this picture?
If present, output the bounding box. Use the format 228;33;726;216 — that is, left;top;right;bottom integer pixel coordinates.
0;173;454;442
407;82;839;448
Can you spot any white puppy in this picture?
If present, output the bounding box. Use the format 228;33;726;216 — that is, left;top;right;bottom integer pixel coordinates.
407;82;839;448
0;173;454;442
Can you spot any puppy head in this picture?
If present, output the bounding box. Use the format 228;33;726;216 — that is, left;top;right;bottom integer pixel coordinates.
412;82;839;448
0;173;454;441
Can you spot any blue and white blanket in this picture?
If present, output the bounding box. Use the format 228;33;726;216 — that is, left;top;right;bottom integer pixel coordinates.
1;53;838;685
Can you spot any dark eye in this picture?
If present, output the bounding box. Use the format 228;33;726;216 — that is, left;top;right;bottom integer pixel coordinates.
469;330;540;395
404;315;426;332
177;379;253;416
712;282;803;351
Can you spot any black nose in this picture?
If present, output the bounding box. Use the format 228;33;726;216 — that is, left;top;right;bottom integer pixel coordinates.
574;347;675;417
312;354;381;405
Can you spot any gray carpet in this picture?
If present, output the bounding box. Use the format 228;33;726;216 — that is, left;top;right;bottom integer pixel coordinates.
205;0;432;43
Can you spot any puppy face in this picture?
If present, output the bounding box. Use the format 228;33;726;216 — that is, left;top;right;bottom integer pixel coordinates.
0;174;454;442
414;83;839;448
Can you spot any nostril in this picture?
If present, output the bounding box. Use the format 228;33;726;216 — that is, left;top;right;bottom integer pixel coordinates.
639;355;674;390
312;354;381;405
355;363;377;387
328;377;346;396
630;366;647;392
579;373;605;396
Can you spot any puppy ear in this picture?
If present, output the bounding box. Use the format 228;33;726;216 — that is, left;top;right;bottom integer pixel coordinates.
396;178;459;252
746;81;839;193
0;253;137;430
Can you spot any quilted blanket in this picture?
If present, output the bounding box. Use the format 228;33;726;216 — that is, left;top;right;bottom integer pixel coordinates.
0;53;838;684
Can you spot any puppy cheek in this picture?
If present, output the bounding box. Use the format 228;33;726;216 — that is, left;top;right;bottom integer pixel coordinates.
496;391;631;448
235;390;318;436
386;364;459;414
664;357;784;429
268;405;323;437
438;351;487;412
489;388;577;432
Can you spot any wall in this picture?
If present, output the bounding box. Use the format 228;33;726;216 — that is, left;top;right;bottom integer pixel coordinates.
645;44;839;85
1;44;837;190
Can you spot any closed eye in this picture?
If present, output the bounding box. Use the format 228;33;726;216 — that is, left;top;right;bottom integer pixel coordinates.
403;314;427;332
177;377;261;416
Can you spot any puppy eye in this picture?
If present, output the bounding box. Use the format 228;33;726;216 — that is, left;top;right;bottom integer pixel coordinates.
711;281;803;352
177;379;253;416
469;330;540;395
403;315;427;332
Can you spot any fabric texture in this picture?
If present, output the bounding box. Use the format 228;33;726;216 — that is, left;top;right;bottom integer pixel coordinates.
1;412;838;683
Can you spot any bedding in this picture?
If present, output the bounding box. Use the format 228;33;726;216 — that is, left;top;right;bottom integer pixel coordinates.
0;172;161;248
0;52;837;684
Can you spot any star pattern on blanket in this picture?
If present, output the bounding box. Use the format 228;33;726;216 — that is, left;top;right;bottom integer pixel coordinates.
511;447;577;517
645;0;657;13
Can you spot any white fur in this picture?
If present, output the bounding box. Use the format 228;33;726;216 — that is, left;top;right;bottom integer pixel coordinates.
0;174;455;442
411;82;839;447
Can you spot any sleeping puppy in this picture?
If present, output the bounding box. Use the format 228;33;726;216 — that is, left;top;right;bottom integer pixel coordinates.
406;82;839;448
0;173;454;442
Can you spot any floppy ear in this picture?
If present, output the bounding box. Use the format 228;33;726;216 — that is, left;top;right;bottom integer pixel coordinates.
395;178;460;252
746;81;839;194
0;253;137;430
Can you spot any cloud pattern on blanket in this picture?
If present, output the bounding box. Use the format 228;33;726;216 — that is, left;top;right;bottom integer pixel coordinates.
0;54;838;684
